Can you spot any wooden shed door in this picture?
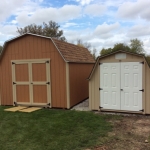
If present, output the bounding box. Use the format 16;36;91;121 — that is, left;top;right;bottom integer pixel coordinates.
12;60;51;106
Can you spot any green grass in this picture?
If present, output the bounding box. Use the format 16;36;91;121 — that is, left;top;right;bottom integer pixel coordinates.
0;107;112;150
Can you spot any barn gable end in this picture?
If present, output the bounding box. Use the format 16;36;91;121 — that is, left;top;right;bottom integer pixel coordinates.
0;33;95;108
0;34;67;107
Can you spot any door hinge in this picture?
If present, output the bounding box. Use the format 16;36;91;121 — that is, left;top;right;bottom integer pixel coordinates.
139;109;144;112
13;82;16;85
47;103;50;106
14;102;17;106
99;88;103;90
12;62;15;65
99;63;102;65
46;61;49;63
140;61;144;64
46;82;50;84
139;89;144;92
99;106;103;109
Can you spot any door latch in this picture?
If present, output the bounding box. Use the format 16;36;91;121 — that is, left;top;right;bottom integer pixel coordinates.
139;109;144;112
99;106;103;109
139;89;144;92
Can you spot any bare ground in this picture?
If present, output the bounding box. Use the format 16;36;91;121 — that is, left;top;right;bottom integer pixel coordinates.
72;100;150;150
93;114;150;150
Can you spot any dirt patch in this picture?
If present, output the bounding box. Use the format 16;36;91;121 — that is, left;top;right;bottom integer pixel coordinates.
94;115;150;150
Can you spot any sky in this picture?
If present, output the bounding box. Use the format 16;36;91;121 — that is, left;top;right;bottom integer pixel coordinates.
0;0;150;55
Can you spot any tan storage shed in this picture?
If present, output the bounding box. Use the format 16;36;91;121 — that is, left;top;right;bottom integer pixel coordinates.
0;33;95;109
88;50;150;114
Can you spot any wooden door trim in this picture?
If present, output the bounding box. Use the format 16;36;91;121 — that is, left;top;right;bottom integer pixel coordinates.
11;59;51;106
11;59;51;63
31;60;51;106
11;61;16;106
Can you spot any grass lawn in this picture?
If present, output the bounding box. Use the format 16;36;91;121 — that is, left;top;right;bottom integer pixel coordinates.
0;107;114;150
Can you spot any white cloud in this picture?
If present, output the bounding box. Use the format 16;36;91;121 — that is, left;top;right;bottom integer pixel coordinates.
0;0;26;22
84;4;106;16
143;38;150;54
16;5;81;26
118;0;150;20
0;24;18;46
11;20;18;24
103;0;137;7
62;22;78;28
94;22;120;38
76;0;93;5
1;25;17;35
64;28;93;43
127;24;150;37
64;24;125;54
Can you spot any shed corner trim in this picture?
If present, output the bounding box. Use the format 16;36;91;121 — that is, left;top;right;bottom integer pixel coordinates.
50;38;67;63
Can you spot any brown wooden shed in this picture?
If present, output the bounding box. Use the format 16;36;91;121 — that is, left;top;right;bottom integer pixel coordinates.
88;50;150;114
0;33;95;109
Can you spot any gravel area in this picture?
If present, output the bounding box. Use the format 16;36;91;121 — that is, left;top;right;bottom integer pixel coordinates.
71;99;89;111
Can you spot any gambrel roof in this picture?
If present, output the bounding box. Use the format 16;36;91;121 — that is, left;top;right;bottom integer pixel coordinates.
1;33;95;63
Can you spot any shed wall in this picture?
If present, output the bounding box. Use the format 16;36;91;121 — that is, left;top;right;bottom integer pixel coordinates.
69;63;94;108
89;52;150;113
0;35;67;108
89;62;100;110
145;63;150;114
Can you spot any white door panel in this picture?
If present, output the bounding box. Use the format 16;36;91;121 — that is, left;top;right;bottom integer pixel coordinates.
121;62;142;111
100;63;120;110
100;62;142;112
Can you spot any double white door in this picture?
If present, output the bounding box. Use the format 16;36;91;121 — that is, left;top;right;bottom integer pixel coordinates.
100;62;142;111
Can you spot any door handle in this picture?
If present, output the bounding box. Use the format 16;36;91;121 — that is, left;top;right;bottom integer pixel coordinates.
120;89;123;91
31;83;33;84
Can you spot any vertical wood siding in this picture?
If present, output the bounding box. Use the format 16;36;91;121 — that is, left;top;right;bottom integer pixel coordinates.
69;63;94;108
0;35;67;108
15;64;29;81
32;63;46;81
145;63;150;114
89;52;150;113
89;62;100;110
16;85;30;102
33;85;47;103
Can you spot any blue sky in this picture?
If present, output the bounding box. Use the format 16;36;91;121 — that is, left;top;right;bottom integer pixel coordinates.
0;0;150;55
